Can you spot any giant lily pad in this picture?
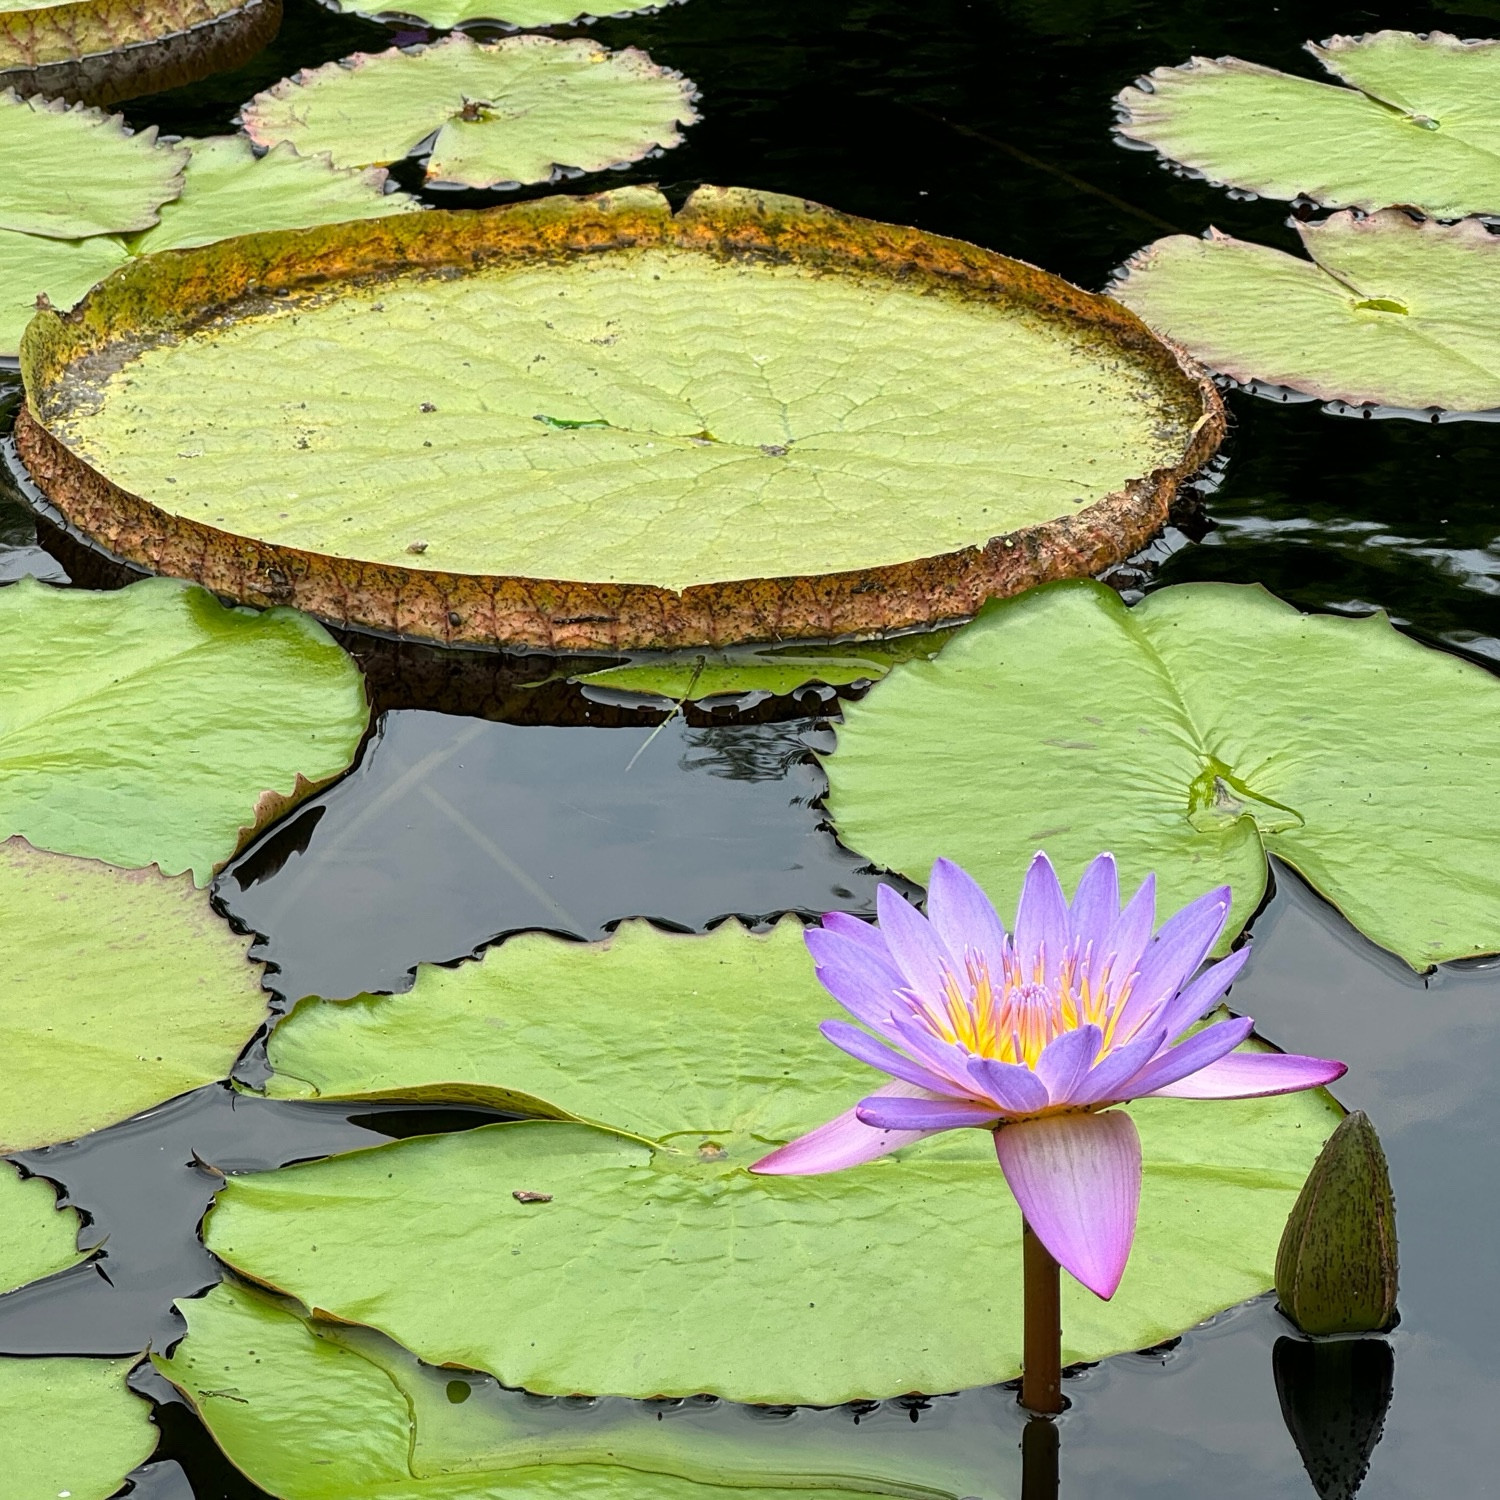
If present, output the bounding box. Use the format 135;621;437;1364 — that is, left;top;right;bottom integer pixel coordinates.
2;1356;157;1499
210;919;1340;1405
0;837;267;1150
17;186;1222;651
323;0;676;30
0;0;281;109
157;1280;1016;1498
824;581;1500;970
0;134;419;357
1115;31;1500;219
0;576;368;882
240;34;699;189
0;1160;84;1295
0;90;185;237
1112;210;1500;413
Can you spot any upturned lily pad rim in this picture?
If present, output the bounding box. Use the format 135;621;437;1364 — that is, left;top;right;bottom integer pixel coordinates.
16;185;1225;653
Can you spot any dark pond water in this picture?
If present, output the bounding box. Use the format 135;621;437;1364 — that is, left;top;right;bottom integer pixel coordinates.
4;0;1500;1492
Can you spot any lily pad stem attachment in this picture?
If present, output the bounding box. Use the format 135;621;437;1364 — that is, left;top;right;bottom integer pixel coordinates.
1021;1218;1063;1414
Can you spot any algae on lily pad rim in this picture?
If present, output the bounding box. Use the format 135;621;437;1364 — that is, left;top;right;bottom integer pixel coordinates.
1116;31;1500;219
17;185;1222;651
213;918;1341;1404
240;33;699;189
0;837;269;1151
823;580;1500;969
1112;210;1500;413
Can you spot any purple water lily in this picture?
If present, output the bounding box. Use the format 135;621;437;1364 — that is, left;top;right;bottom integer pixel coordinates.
751;853;1346;1300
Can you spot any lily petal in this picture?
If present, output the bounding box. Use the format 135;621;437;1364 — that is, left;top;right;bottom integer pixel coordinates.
807;921;903;990
1071;1024;1167;1107
1148;945;1251;1046
856;1095;1001;1131
926;858;1010;975
875;883;955;1002
806;942;907;1032
1122;1015;1256;1097
1147;1049;1347;1099
819;1019;956;1094
1106;871;1157;979
1068;852;1120;947
1014;852;1069;985
750;1082;938;1175
1114;886;1230;1038
965;1055;1052;1116
1034;1023;1103;1107
994;1109;1142;1299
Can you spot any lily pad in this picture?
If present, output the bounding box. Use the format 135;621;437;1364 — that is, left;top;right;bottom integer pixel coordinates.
240;34;700;189
824;580;1500;969
0;837;267;1151
0;576;368;882
0;134;420;358
157;1280;1016;1498
323;0;679;36
0;0;281;109
574;633;954;703
0;90;185;237
2;1356;157;1500
0;1160;84;1295
1115;31;1500;219
1112;210;1500;413
213;919;1340;1405
128;136;419;256
17;185;1221;651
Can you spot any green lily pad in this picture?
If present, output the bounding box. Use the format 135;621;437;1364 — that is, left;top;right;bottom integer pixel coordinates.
0;134;421;358
1112;210;1500;412
324;0;676;32
18;186;1220;651
0;224;128;356
0;90;185;237
214;919;1340;1405
0;1160;84;1296
0;577;368;883
1115;31;1500;219
240;34;699;189
0;837;267;1151
127;136;420;256
157;1280;1017;1498
825;580;1500;969
3;1356;156;1500
574;633;955;703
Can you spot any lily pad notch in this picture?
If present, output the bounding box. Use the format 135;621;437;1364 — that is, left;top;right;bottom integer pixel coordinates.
17;186;1224;652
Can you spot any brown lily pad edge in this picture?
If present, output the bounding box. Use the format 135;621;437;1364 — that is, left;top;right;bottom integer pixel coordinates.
17;184;1226;653
0;0;279;108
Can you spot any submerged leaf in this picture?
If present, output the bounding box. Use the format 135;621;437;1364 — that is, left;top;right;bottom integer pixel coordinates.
240;33;699;188
0;838;267;1151
1116;31;1500;218
18;186;1220;651
0;577;367;882
1;1356;156;1500
1112;211;1500;412
157;1280;1012;1498
212;919;1341;1405
0;89;185;237
0;1160;84;1296
823;581;1500;968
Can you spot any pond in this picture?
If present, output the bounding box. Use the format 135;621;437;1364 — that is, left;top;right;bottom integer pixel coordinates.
3;0;1500;1494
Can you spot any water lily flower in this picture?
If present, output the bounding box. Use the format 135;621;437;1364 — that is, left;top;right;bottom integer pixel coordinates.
751;853;1346;1300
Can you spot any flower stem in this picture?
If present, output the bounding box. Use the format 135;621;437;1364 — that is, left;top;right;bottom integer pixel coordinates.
1021;1219;1063;1414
